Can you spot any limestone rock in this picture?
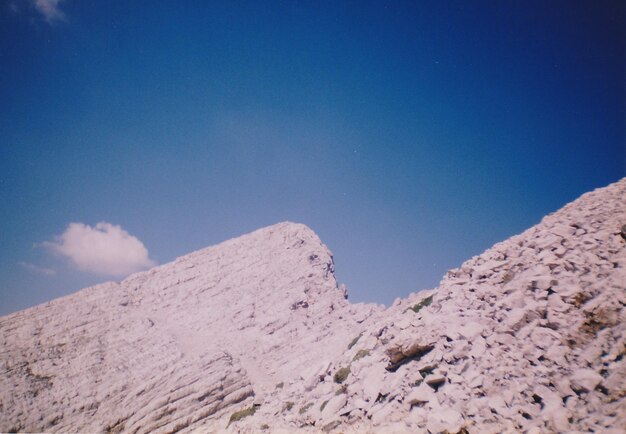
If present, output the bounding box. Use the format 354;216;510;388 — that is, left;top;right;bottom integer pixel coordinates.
0;222;381;433
2;178;626;433
458;321;484;340
385;331;437;371
570;368;603;392
426;408;465;433
405;382;436;406
320;394;347;422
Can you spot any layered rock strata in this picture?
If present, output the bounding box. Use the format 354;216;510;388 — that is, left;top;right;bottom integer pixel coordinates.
261;177;624;433
1;178;625;433
0;223;381;433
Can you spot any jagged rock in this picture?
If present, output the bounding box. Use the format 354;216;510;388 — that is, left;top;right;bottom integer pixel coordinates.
458;321;485;340
0;222;382;433
424;374;446;388
302;361;332;392
320;394;347;422
385;332;436;371
570;368;603;392
530;326;560;349
472;259;507;277
2;178;626;433
370;403;400;426
504;306;540;332
426;408;465;433
405;382;436;406
486;395;512;418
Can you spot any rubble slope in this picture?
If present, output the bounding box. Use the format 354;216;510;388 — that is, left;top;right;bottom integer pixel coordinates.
230;178;626;433
1;178;625;433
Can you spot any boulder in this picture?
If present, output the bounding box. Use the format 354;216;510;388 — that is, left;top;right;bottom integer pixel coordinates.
426;408;465;433
458;321;485;340
570;369;603;392
320;394;347;422
385;331;437;371
405;382;436;406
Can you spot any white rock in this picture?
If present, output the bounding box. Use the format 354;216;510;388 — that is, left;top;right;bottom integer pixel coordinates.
545;344;568;365
553;377;574;398
320;394;347;421
425;374;446;387
361;365;387;403
570;368;603;392
303;361;331;391
405;382;435;406
504;307;537;331
547;293;568;311
2;179;626;434
532;276;556;291
370;402;397;426
488;395;510;416
458;321;484;340
473;259;508;277
550;407;571;432
426;408;464;433
530;327;559;349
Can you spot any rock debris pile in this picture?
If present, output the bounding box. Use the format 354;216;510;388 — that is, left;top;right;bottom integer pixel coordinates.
1;178;625;433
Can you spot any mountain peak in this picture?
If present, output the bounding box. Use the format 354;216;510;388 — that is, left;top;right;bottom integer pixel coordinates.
1;179;625;433
0;218;382;433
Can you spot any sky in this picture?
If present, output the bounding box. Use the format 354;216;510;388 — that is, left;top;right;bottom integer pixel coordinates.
0;0;624;316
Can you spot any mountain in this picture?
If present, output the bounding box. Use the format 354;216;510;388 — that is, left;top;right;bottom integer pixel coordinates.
1;178;625;433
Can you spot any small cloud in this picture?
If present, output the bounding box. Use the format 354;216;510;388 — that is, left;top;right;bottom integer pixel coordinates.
32;0;66;24
43;222;156;277
18;261;56;276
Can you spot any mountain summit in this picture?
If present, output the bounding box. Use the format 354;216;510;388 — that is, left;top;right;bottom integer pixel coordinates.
1;180;625;433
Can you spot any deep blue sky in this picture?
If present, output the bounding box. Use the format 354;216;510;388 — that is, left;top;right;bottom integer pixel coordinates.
1;1;624;315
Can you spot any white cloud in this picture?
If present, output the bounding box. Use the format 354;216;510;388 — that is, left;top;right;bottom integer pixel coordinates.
44;222;156;277
18;261;56;276
32;0;66;24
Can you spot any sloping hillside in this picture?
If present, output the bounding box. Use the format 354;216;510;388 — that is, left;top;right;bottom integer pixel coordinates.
1;178;624;433
0;222;381;433
244;178;624;433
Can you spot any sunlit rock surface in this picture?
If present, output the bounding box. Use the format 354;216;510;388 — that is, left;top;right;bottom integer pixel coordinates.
1;179;625;433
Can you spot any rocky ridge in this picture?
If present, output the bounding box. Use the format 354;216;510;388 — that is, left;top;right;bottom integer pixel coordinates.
1;223;383;433
234;178;625;433
1;178;625;433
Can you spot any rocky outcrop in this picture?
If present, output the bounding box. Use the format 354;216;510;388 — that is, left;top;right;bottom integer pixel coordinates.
1;178;625;433
228;178;626;433
0;223;383;433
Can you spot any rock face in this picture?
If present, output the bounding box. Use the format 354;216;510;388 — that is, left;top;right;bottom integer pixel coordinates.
0;223;383;433
1;178;625;433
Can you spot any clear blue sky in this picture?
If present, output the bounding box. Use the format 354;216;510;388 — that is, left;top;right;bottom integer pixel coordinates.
1;1;624;315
